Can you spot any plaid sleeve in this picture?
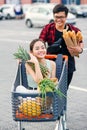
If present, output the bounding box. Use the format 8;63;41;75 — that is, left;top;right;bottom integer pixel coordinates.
39;23;55;45
39;25;48;42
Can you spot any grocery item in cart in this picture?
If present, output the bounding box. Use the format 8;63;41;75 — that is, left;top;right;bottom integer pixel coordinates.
19;97;42;117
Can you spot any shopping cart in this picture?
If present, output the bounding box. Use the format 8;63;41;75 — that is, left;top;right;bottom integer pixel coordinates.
11;54;69;130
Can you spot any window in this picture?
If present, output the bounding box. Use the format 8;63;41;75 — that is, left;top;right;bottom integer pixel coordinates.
30;7;39;13
39;8;48;14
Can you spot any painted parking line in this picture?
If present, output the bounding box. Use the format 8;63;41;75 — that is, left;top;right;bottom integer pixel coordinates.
70;85;87;92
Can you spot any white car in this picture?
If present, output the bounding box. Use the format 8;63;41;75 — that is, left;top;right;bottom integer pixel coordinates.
66;12;76;25
0;11;4;20
0;4;16;19
25;4;76;28
69;5;87;17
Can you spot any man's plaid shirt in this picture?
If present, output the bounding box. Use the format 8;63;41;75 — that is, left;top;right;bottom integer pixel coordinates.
39;22;81;73
39;22;80;46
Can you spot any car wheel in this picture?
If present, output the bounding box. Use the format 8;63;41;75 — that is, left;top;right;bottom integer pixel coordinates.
76;14;79;18
26;19;33;28
6;14;11;19
0;17;3;20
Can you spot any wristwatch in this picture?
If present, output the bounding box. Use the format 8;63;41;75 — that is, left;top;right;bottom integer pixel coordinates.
79;48;83;54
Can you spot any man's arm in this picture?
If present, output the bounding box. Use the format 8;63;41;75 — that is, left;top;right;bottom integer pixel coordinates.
39;26;48;42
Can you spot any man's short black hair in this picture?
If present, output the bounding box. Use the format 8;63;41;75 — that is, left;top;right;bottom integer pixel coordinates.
53;4;69;16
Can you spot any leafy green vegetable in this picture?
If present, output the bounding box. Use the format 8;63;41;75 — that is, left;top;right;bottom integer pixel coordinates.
38;78;66;98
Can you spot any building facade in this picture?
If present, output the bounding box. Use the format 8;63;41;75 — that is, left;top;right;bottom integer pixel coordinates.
0;0;87;5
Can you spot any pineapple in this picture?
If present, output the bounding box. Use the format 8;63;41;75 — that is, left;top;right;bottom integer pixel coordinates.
19;98;42;117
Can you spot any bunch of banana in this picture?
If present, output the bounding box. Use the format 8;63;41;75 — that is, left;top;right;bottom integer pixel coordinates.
13;46;49;78
63;29;83;57
19;97;42;117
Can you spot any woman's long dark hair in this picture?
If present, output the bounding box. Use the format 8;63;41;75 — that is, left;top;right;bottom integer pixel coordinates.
30;38;46;51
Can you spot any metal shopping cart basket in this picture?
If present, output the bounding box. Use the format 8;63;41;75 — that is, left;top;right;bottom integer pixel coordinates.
11;54;68;130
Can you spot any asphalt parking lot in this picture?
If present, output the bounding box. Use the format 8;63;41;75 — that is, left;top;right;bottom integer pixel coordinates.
0;18;87;130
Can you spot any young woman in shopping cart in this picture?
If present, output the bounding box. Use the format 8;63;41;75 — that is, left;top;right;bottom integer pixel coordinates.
25;38;58;90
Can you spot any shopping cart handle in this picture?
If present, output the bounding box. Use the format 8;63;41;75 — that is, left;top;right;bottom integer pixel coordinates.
45;54;68;61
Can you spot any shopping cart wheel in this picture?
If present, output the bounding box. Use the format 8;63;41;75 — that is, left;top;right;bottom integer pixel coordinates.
66;129;69;130
22;128;25;130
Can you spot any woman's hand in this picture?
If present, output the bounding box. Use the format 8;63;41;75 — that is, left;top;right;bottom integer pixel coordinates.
25;53;43;83
26;53;38;64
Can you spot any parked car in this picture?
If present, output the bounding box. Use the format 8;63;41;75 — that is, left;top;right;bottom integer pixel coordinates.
79;4;87;17
69;5;87;17
0;4;16;19
66;12;76;24
25;4;76;28
0;11;4;20
80;4;87;10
